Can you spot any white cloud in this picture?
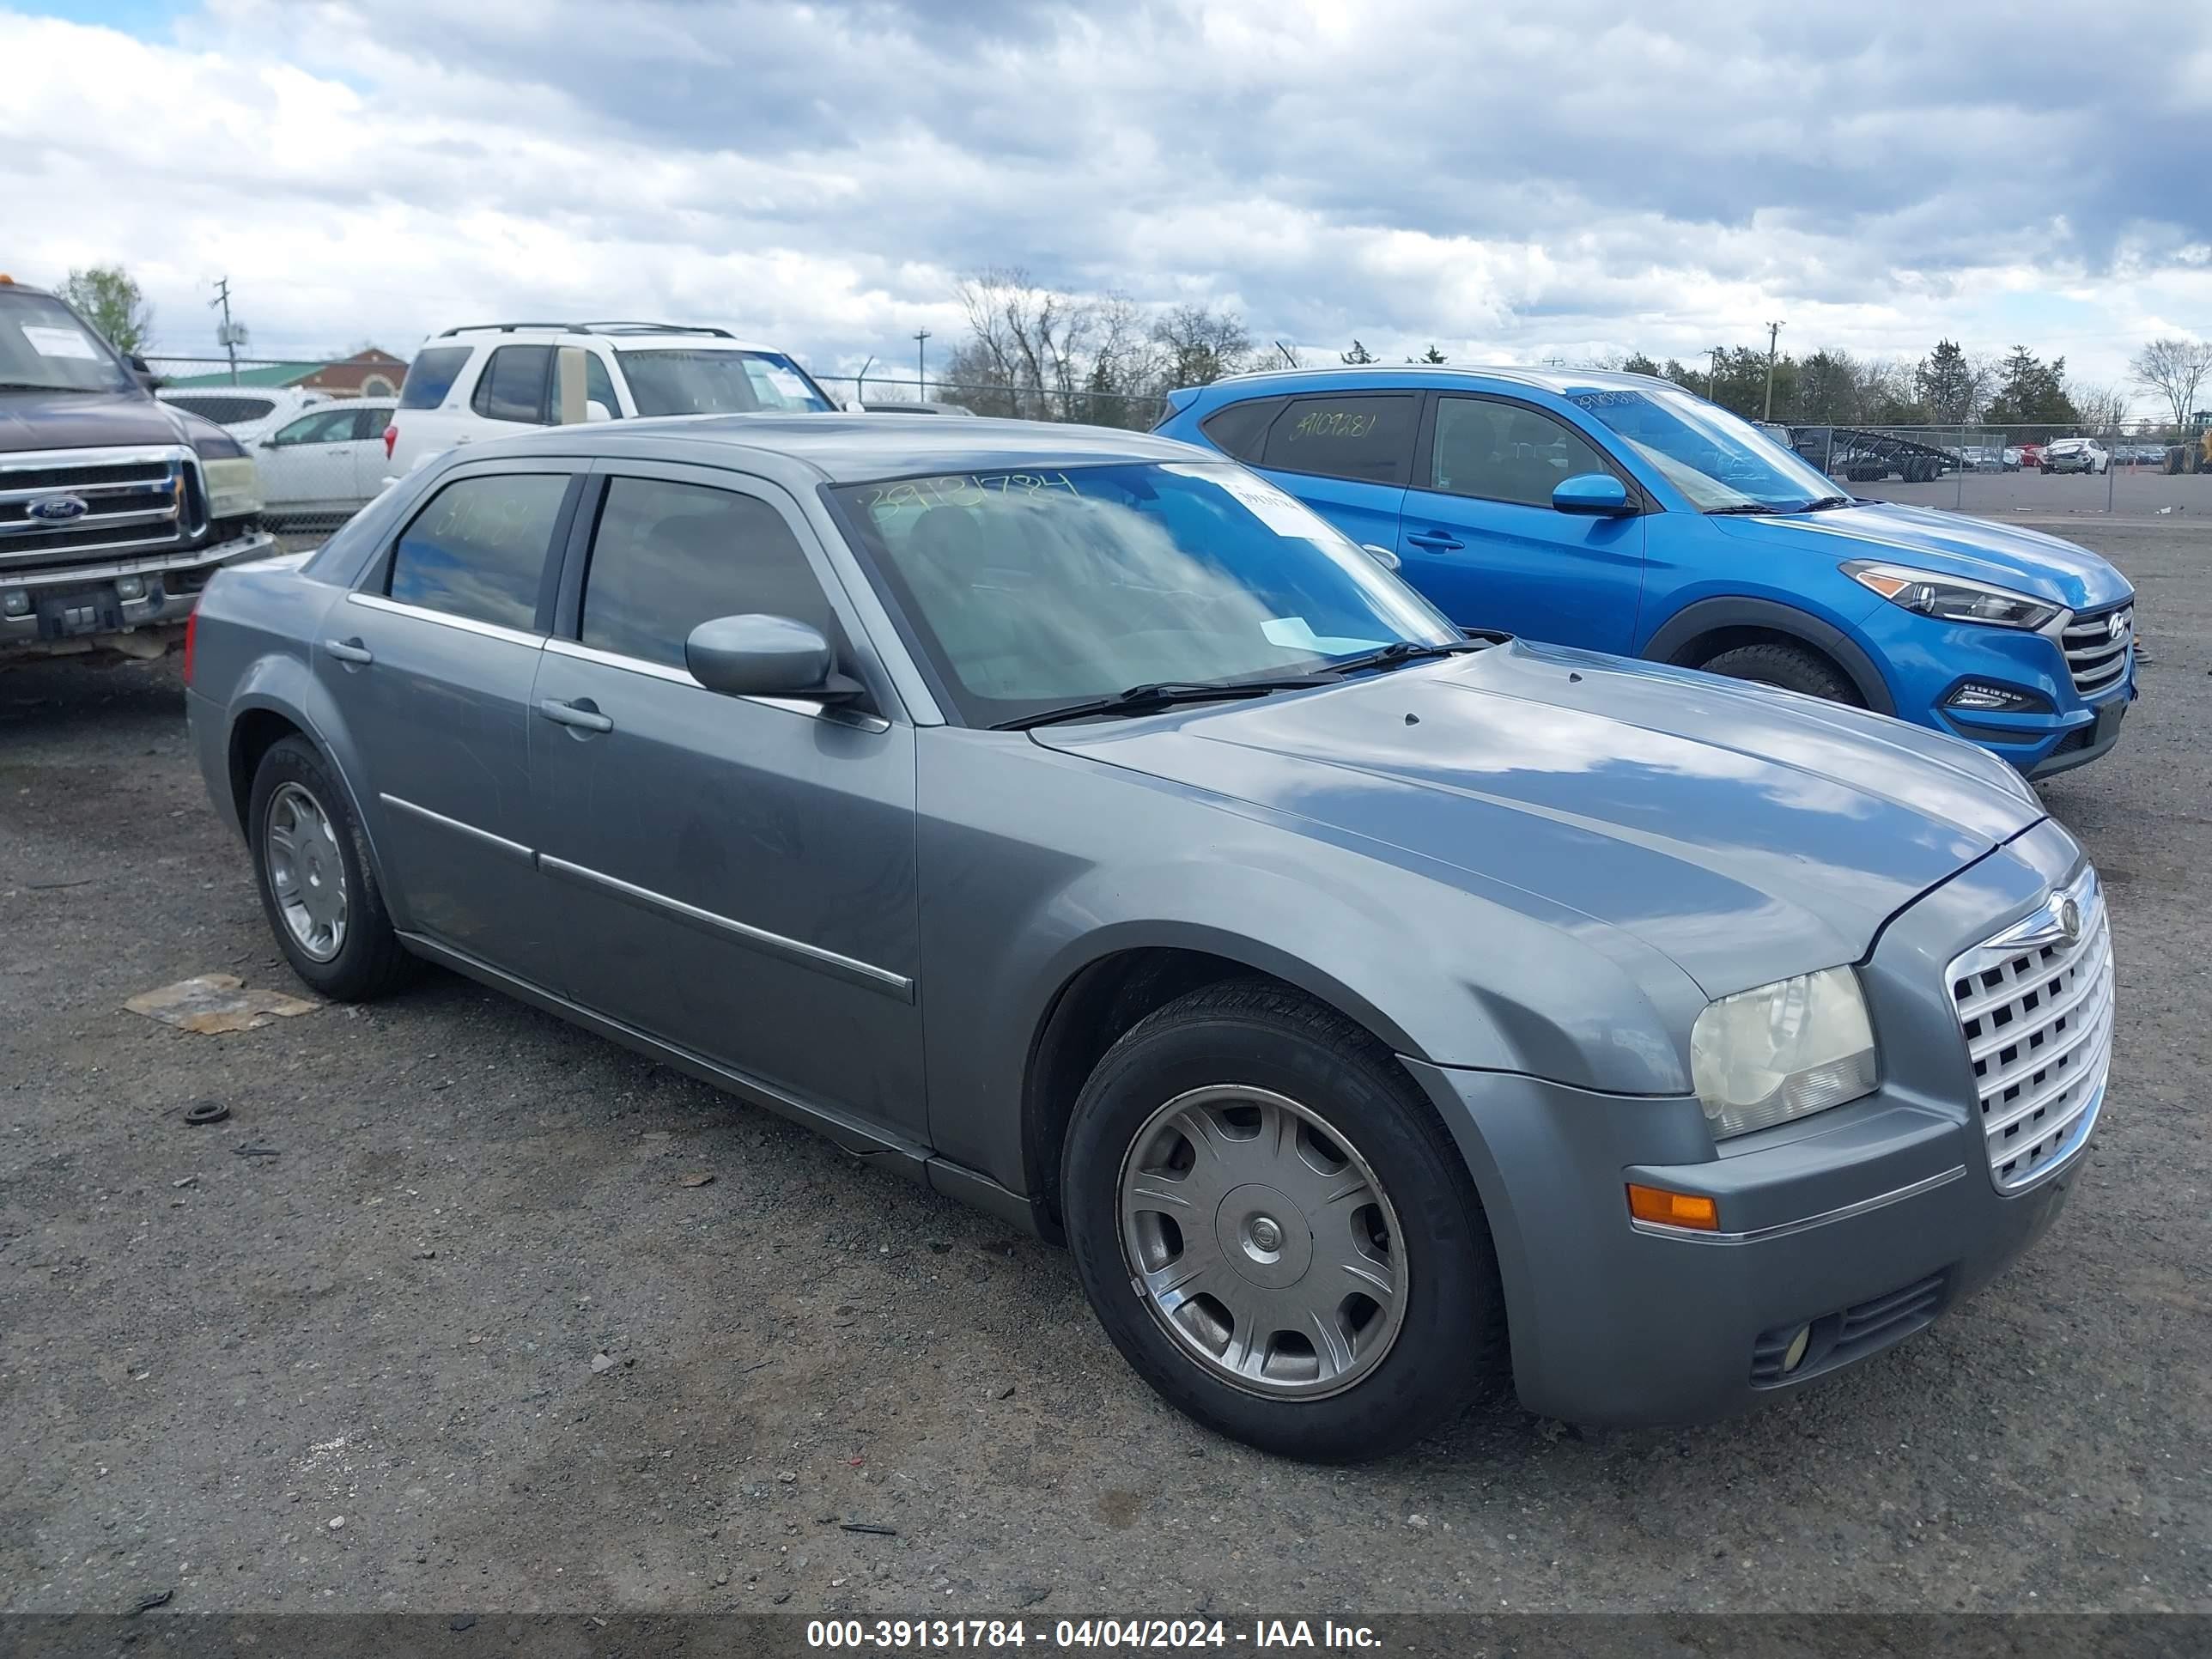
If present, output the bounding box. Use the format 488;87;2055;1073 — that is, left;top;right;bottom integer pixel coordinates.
2;0;2205;407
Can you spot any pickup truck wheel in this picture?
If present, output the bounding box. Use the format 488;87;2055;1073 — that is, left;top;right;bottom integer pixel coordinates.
247;735;414;1000
1061;980;1505;1462
1698;641;1862;706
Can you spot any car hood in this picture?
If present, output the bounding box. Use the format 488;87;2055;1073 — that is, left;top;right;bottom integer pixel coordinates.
1712;499;2132;611
1033;640;2045;997
0;386;194;454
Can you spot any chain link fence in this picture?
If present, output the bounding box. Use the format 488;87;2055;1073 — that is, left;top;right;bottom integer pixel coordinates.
144;348;2210;538
1774;420;2209;517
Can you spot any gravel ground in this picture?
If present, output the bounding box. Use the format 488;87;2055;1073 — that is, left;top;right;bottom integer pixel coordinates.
1;522;2207;1619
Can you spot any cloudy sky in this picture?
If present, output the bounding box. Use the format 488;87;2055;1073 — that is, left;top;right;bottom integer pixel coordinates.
6;0;2209;405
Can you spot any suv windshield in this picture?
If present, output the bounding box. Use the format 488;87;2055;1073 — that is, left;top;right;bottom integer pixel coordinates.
1566;385;1840;512
619;349;833;416
0;289;134;394
833;461;1458;726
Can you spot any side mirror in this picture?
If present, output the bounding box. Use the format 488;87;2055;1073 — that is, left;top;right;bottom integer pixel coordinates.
584;399;614;423
1359;542;1402;573
127;353;159;391
1552;472;1633;517
259;436;279;449
684;615;860;703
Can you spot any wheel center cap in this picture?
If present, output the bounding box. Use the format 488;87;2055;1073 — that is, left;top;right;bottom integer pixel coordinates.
1215;1182;1312;1289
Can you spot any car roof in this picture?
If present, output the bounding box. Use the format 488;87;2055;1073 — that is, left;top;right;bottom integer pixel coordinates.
1194;363;1681;398
425;323;789;354
471;413;1207;484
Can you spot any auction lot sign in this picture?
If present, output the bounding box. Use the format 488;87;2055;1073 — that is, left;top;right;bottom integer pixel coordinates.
0;1615;2202;1657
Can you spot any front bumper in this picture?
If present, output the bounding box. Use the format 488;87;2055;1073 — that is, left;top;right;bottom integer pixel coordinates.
0;527;278;658
1408;819;2100;1426
1852;599;2137;776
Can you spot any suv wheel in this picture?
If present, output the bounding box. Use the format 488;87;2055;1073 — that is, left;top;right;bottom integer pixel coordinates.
247;736;415;1000
1698;641;1861;705
1061;980;1505;1462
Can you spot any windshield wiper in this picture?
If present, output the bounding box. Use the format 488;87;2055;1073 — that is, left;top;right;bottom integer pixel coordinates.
1800;495;1856;511
1322;637;1495;677
1704;503;1784;515
994;676;1337;732
0;380;90;392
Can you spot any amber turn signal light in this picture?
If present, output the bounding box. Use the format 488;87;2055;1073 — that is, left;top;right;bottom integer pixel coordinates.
1626;1182;1719;1231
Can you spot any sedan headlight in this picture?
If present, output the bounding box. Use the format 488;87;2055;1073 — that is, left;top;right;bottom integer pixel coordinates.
1845;562;2058;630
1690;968;1878;1139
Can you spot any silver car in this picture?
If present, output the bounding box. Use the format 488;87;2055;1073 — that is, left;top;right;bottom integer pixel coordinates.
185;416;2112;1460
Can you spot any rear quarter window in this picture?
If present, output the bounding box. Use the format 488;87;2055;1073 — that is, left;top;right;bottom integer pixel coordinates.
397;345;476;410
1258;394;1417;485
1198;397;1285;463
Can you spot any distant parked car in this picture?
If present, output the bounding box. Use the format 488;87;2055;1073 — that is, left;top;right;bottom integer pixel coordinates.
2001;447;2025;471
252;398;398;523
159;385;333;445
1160;365;2138;778
2014;442;2045;471
383;320;837;477
2042;440;2109;476
1960;444;2007;471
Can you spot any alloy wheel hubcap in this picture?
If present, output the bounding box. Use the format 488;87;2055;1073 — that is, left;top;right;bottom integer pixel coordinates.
1118;1085;1406;1400
264;781;348;962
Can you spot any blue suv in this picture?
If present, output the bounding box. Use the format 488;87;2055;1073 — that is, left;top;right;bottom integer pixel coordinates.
1158;368;2137;776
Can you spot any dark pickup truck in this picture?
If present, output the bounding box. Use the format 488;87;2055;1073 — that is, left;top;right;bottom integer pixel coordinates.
2;276;276;665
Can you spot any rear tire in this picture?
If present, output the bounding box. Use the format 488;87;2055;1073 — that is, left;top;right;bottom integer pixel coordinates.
1061;980;1506;1462
247;735;416;1001
1698;641;1862;706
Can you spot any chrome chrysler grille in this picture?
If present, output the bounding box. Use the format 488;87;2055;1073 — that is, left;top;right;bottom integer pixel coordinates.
2060;604;2133;694
1948;867;2113;1192
0;446;197;572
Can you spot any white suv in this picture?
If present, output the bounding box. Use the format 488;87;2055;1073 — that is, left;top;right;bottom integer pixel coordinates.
382;321;838;477
158;384;333;444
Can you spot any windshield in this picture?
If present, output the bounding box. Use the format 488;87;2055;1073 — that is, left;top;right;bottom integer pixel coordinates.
1566;386;1840;511
0;289;134;394
833;462;1458;727
618;349;834;416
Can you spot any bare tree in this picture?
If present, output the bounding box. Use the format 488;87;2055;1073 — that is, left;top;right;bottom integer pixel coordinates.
1150;303;1254;388
2130;337;2212;428
2070;382;2131;439
954;268;1101;421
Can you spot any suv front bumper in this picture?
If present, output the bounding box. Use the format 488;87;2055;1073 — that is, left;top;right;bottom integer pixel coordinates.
1408;819;2097;1426
0;527;278;659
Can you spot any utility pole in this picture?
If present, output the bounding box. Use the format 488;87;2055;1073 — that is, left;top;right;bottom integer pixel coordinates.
210;277;241;385
913;328;931;401
1708;347;1723;402
1762;319;1785;421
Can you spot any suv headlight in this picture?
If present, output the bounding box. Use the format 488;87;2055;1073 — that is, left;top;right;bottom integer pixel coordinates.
1690;968;1879;1139
1845;562;2058;630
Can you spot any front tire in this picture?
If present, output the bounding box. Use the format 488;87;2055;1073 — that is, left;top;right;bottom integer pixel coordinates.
1698;640;1862;705
1061;981;1505;1462
247;735;415;1000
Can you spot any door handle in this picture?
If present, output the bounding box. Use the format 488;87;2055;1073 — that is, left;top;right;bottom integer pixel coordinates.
324;638;374;665
1405;531;1465;551
538;697;614;734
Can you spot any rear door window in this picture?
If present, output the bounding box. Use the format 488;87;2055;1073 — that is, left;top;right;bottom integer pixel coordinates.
397;345;474;410
580;477;833;671
471;345;553;424
386;472;569;630
1257;394;1417;484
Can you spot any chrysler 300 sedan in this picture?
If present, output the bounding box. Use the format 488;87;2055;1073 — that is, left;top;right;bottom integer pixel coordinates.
184;416;2113;1461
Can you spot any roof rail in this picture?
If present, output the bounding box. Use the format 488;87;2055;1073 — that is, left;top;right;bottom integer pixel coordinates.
434;320;738;339
575;320;737;337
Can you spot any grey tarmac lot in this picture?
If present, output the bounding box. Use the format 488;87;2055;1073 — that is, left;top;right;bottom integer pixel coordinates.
1;522;2207;1619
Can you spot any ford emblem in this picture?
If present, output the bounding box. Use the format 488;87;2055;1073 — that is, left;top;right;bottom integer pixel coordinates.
27;494;90;523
